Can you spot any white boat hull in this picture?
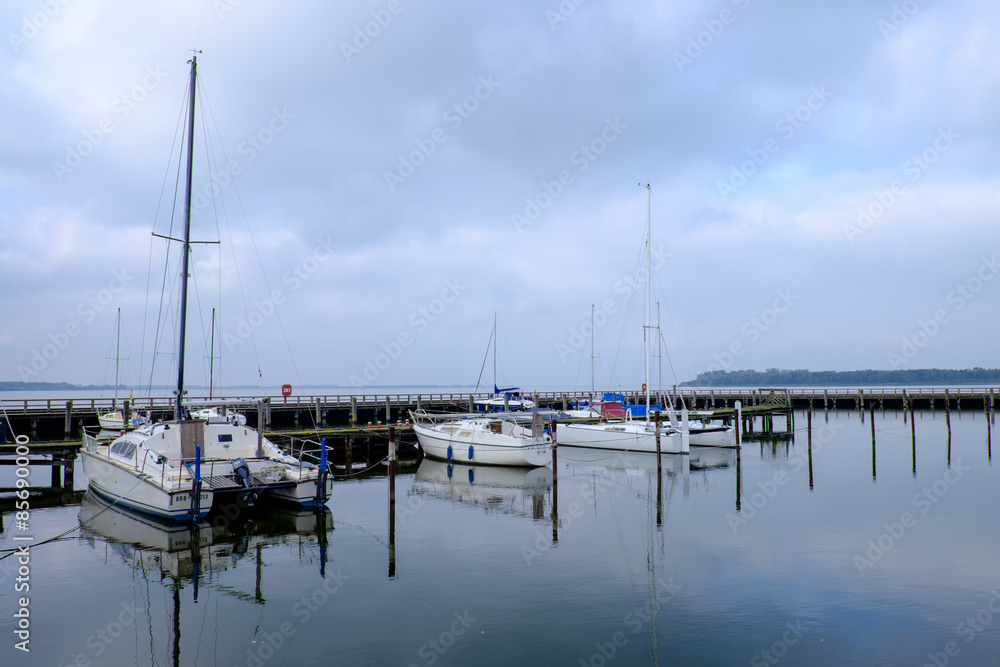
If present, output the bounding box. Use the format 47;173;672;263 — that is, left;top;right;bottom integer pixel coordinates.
413;421;551;467
557;422;688;454
81;421;332;521
81;448;213;520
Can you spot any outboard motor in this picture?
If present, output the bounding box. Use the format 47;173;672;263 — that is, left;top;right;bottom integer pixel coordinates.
232;459;257;507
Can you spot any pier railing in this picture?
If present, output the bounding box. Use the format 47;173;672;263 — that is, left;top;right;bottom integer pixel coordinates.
5;386;1000;418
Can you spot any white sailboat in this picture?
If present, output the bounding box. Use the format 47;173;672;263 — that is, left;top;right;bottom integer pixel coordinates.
559;185;696;454
410;410;551;467
97;308;150;431
81;55;332;521
474;313;536;412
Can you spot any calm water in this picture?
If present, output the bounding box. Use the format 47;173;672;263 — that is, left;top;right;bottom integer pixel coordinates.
2;409;1000;666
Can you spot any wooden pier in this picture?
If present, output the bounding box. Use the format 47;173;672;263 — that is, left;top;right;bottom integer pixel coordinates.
2;386;996;443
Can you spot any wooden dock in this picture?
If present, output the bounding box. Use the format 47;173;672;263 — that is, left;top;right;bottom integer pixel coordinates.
2;386;995;444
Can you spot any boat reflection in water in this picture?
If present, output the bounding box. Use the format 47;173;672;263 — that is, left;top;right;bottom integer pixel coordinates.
560;445;737;502
78;492;333;666
79;491;333;589
560;445;736;472
410;458;553;520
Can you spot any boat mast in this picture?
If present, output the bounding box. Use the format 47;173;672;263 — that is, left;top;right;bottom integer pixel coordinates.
643;183;651;421
175;53;199;421
493;311;497;393
113;307;121;409
590;303;595;400
209;307;216;400
656;301;662;401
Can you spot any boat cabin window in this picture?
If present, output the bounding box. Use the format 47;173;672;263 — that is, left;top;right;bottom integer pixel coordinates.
111;440;137;459
218;434;233;443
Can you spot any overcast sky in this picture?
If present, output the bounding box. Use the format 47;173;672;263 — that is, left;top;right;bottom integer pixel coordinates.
2;0;999;393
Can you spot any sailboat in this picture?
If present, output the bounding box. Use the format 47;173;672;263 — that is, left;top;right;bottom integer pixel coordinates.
410;409;552;467
97;308;150;431
559;185;734;453
81;54;332;521
474;312;536;412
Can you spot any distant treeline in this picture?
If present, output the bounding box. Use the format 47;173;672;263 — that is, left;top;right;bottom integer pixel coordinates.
0;381;120;391
683;368;1000;386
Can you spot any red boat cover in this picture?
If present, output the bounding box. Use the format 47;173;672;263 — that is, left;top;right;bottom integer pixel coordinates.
600;402;626;417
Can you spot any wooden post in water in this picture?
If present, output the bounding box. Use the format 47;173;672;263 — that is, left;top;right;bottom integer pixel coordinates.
256;400;264;458
388;425;396;579
350;396;357;426
551;420;558;544
945;389;952;466
63;400;73;439
735;401;742;447
315;397;322;427
388;426;396;504
735;436;742;510
316;437;329;505
807;411;814;490
987;395;993;461
51;454;62;487
417;394;422;411
870;403;876;481
910;397;917;476
64;450;76;488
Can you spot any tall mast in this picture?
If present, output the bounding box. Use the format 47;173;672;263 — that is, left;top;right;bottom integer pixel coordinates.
175;54;198;421
643;183;651;420
114;307;121;409
209;307;216;400
590;303;595;399
493;311;497;393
